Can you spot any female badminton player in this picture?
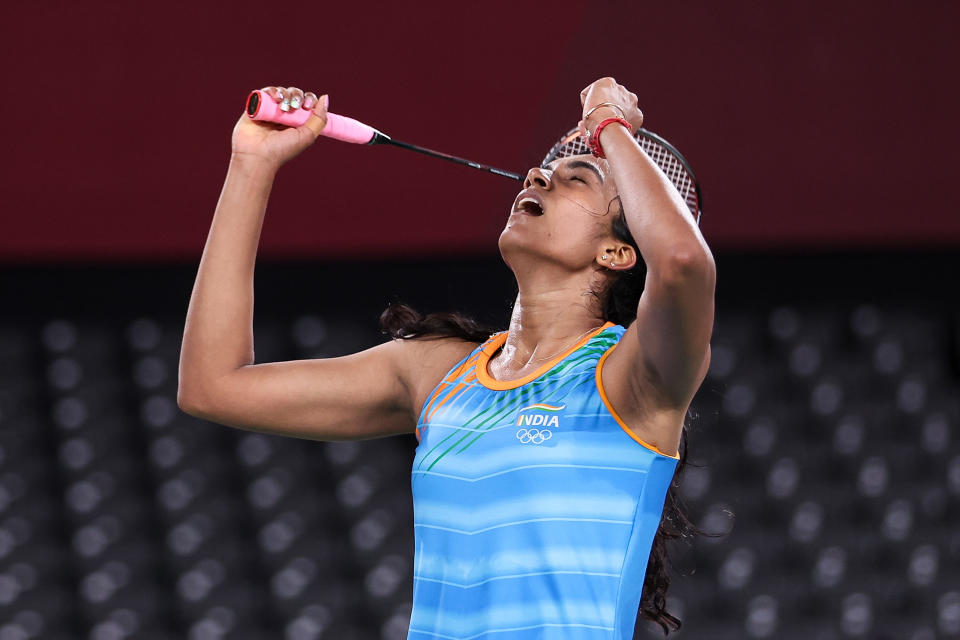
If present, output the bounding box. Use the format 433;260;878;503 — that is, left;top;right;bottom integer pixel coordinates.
178;77;716;638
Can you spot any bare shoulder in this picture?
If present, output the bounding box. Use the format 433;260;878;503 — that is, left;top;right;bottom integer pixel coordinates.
392;336;482;420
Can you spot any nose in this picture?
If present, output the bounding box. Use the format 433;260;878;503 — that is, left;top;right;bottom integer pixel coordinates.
523;167;552;190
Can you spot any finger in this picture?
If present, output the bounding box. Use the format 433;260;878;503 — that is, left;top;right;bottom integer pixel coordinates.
278;86;296;112
288;87;305;110
260;86;282;102
302;92;317;109
302;94;329;138
278;87;290;111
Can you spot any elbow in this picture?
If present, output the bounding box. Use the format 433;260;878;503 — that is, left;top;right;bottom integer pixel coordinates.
176;386;204;416
177;379;217;418
659;246;716;287
177;359;224;417
177;367;241;420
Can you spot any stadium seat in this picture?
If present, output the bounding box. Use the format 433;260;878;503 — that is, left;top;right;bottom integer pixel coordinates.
1;297;956;638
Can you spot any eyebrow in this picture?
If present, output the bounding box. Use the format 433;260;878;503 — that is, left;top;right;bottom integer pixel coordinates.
564;160;604;184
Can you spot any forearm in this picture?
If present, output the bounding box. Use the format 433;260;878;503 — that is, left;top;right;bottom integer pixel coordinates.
178;154;277;400
601;125;711;274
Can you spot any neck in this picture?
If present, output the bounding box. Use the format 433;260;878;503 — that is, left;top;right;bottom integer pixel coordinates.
498;268;608;368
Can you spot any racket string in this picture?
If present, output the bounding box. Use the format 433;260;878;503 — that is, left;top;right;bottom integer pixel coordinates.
541;128;700;222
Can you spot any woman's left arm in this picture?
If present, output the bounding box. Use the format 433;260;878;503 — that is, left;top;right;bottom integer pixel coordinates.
584;78;716;411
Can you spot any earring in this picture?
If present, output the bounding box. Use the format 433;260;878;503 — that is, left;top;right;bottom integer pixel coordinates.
610;262;616;267
601;256;607;261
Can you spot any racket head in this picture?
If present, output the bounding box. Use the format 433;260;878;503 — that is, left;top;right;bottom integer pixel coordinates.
540;127;702;225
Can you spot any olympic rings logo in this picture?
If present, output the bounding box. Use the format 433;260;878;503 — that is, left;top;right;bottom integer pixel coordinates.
516;428;552;445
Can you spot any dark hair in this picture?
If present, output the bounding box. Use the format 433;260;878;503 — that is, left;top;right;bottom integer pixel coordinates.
379;198;719;635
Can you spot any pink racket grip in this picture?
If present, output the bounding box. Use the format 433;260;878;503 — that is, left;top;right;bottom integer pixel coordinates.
245;90;378;144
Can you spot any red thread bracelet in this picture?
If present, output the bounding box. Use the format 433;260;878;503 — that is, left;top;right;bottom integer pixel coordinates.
588;117;633;159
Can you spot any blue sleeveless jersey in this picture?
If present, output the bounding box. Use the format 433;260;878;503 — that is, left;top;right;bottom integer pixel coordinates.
408;322;680;640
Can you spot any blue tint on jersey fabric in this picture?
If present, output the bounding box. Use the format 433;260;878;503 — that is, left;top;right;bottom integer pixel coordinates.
408;322;680;640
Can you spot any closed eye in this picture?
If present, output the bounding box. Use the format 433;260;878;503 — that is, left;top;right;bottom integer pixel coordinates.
563;159;605;184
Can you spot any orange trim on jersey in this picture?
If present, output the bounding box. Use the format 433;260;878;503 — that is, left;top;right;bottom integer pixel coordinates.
422;381;451;421
422;352;481;418
419;380;469;441
417;343;492;442
475;322;615;391
595;342;680;460
445;352;482;383
426;381;469;422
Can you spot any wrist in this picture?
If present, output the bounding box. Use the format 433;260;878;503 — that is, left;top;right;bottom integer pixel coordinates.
583;107;620;128
229;151;280;178
587;117;633;159
596;119;632;145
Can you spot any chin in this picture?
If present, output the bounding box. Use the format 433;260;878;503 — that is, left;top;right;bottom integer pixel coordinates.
498;229;534;272
497;230;515;266
498;235;575;274
498;221;533;247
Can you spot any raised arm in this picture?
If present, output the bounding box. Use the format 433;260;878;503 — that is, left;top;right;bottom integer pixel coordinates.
585;79;716;451
177;85;474;440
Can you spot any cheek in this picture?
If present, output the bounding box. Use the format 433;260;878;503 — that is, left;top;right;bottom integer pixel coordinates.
550;217;607;251
554;191;611;218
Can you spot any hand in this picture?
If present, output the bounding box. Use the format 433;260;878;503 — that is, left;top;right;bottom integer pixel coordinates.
576;77;644;139
230;85;329;171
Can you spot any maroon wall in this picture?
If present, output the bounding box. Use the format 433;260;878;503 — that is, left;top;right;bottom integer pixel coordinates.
3;1;957;262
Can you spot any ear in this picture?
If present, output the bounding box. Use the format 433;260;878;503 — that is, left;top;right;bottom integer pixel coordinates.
596;243;637;271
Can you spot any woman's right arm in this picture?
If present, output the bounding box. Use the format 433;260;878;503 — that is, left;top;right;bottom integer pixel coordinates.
177;85;475;441
179;335;473;441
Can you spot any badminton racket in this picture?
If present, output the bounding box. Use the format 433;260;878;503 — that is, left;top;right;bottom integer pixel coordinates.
245;90;703;225
245;90;523;181
541;126;703;225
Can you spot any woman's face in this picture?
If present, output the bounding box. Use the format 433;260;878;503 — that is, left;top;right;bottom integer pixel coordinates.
499;154;621;272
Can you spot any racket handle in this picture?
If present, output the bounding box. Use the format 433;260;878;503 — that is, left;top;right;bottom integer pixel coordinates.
245;89;383;145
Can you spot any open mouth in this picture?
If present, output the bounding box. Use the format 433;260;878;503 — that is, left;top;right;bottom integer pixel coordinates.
516;196;544;216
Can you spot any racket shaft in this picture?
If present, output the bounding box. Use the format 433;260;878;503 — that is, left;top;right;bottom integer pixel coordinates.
244;89;522;180
387;139;522;180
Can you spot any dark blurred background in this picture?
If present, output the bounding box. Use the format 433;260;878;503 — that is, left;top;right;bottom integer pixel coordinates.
1;1;958;638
